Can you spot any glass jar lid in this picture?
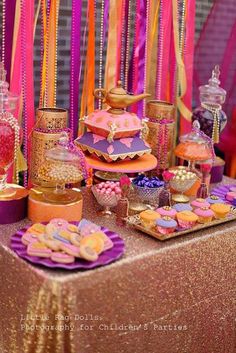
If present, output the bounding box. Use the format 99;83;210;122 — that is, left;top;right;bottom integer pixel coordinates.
199;65;226;105
46;132;79;163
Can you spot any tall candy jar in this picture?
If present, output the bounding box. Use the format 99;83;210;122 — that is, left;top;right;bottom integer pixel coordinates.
145;100;176;174
0;62;20;197
192;65;227;144
0;63;28;224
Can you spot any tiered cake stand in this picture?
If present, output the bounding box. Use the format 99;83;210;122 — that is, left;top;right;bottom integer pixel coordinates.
86;154;157;181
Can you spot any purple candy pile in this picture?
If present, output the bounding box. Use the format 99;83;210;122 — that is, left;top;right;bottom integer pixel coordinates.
132;175;164;188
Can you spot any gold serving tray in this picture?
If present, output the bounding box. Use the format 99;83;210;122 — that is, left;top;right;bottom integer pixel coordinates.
126;209;236;241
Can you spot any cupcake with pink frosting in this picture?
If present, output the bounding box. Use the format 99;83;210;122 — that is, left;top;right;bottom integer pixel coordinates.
156;206;177;219
194;207;214;223
191;198;210;210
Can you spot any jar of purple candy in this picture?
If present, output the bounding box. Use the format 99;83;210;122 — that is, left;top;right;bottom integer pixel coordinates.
192;65;227;144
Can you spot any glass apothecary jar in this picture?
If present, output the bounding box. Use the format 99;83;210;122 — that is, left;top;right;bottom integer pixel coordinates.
192;65;227;143
38;132;86;204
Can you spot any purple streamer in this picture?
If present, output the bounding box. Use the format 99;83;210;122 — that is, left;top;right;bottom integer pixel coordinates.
5;0;17;83
103;0;110;45
69;0;82;139
136;0;147;117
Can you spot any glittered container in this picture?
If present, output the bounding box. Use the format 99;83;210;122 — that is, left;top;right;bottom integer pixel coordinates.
30;128;71;186
36;107;68;130
145;101;176;170
0;185;28;224
146;100;175;121
28;188;83;223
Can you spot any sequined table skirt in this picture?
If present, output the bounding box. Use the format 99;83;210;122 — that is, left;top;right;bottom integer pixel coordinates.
0;177;236;353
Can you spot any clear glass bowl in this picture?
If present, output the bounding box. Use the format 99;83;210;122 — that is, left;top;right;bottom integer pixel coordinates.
92;186;121;216
169;167;198;202
132;183;164;206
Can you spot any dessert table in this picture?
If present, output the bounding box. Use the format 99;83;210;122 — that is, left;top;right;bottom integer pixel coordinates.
0;177;236;353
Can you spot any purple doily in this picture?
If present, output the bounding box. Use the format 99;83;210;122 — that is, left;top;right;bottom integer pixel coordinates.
10;222;125;270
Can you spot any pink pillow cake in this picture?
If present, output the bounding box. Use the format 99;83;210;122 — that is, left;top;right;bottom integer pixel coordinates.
156;206;177;219
194;207;214;223
191;198;210;209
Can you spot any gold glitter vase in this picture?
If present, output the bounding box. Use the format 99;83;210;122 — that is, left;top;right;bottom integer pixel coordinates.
36;107;68;130
145;100;176;171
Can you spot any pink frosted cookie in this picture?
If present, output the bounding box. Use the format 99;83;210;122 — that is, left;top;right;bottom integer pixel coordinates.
194;207;214;223
59;243;80;257
191;198;210;209
229;186;236;193
22;233;38;246
226;191;236;202
49;218;69;230
156;206;177;219
51;252;75;264
27;242;52;258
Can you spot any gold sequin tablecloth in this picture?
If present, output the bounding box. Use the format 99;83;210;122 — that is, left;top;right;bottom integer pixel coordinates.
0;178;236;353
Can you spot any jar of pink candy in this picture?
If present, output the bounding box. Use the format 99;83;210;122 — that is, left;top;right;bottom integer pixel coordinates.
92;181;121;216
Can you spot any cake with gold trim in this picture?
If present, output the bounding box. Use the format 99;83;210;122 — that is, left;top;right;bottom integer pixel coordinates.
75;81;151;162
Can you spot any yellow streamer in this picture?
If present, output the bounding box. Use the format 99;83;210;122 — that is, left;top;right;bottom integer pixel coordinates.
104;0;123;92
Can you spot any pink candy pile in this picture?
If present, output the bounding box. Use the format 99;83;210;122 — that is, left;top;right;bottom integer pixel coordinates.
95;181;121;196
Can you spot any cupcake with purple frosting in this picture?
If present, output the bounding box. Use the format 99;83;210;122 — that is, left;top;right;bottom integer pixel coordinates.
206;195;224;204
156;216;177;235
173;203;193;212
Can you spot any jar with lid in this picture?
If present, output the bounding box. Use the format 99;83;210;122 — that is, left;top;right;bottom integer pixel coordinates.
174;120;215;171
192;65;227;143
0;62;20;197
38;132;88;203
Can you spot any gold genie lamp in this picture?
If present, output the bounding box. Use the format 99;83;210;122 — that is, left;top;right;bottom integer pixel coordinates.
94;80;150;114
83;81;150;140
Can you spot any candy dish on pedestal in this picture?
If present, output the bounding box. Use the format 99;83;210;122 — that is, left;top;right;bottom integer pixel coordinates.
92;181;121;216
169;167;198;203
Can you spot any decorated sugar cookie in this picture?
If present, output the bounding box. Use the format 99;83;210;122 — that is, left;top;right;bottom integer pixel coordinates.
79;245;98;262
27;242;52;258
51;252;75;264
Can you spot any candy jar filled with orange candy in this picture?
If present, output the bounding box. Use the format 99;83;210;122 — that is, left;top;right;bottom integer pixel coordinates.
0;62;20;197
174;120;215;171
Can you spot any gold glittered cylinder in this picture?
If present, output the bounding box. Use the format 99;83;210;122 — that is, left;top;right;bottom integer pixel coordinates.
146;100;175;121
146;100;176;170
36;107;68;130
30;129;70;186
